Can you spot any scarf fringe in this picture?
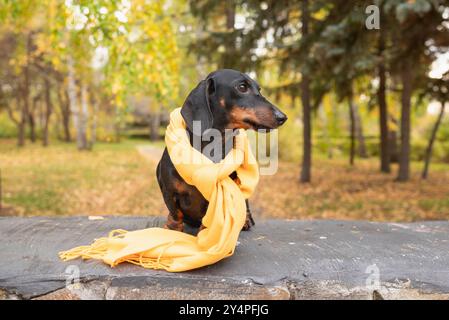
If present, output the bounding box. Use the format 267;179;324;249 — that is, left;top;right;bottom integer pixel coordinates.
59;229;174;270
59;229;125;261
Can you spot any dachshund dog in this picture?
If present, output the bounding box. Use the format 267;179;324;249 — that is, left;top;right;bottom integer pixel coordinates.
156;69;287;234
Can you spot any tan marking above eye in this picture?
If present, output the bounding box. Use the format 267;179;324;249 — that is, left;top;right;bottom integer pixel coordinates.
219;98;226;108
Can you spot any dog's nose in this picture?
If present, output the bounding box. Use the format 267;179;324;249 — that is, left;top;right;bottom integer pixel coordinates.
275;110;287;125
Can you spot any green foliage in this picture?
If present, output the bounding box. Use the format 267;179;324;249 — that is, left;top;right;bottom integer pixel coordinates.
277;109;302;162
0;113;17;138
390;0;434;23
0;0;180;107
438;117;449;140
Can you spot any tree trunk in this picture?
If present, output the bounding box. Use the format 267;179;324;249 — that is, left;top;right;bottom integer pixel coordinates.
18;34;32;147
300;0;312;183
28;112;36;143
57;85;71;142
0;169;2;213
18;84;27;147
80;83;90;149
378;6;390;173
89;89;97;147
12;90;24;146
149;112;161;141
225;1;235;30
354;102;368;158
389;129;399;163
67;56;88;150
114;104;121;143
422;101;446;179
378;62;390;171
28;95;39;143
397;62;412;182
222;1;236;68
348;91;356;166
43;77;52;146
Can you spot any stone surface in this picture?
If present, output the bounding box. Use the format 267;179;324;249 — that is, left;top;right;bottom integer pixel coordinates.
1;216;449;300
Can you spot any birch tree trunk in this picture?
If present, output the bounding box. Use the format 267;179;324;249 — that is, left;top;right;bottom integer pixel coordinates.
18;33;32;147
80;83;89;149
67;56;88;150
43;77;52;146
149;111;161;141
57;82;71;142
89;89;97;147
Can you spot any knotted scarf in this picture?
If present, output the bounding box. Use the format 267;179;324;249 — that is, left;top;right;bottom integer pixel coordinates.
59;107;259;272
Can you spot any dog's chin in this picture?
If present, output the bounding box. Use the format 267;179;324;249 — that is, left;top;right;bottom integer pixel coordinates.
243;118;276;131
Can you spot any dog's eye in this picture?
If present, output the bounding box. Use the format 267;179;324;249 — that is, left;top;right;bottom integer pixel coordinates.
237;83;249;93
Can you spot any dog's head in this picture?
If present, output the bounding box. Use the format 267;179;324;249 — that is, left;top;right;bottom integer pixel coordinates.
181;69;287;135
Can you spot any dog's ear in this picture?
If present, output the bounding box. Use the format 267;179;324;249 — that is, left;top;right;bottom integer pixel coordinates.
181;77;215;135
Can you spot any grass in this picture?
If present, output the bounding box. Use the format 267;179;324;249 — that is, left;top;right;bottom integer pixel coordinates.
1;138;448;222
0;138;165;216
252;157;449;222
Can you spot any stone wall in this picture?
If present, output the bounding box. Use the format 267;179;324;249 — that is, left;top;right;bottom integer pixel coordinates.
1;217;449;300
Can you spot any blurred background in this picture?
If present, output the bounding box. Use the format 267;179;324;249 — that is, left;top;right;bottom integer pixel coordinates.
0;0;448;221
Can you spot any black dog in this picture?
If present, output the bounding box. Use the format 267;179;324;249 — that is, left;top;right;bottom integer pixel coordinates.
156;69;287;233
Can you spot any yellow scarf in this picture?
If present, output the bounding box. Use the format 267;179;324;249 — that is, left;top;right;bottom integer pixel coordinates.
59;107;259;272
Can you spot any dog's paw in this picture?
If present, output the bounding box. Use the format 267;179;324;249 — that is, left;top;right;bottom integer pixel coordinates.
164;216;184;232
241;214;255;231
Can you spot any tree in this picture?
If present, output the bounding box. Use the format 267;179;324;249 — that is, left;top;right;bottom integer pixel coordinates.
43;75;52;146
421;73;448;179
348;88;357;165
422;101;446;179
0;1;38;147
56;79;71;142
377;2;391;173
189;0;261;71
384;0;448;181
397;59;412;181
303;1;376;166
299;0;447;179
300;0;312;181
1;0;180;149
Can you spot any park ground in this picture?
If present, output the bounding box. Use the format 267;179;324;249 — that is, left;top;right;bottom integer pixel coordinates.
0;138;448;222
